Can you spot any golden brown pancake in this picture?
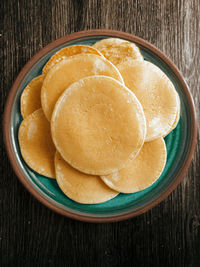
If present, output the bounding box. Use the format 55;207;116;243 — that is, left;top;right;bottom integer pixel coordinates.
18;109;56;178
51;75;146;175
41;54;124;121
164;91;180;136
55;152;118;204
93;38;143;65
42;45;104;75
117;60;179;141
101;138;167;193
20;75;44;118
93;38;129;48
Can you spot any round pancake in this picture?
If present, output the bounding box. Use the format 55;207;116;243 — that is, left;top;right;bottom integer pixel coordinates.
101;138;167;193
93;38;143;66
117;60;179;141
51;75;146;175
55;152;118;204
21;75;44;118
93;38;130;49
41;54;124;121
42;45;103;74
164;91;180;136
18;109;56;178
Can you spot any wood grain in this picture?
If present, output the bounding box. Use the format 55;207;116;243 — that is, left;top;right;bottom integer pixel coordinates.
1;0;199;266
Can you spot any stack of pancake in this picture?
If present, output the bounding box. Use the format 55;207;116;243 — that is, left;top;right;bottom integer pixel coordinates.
18;38;180;204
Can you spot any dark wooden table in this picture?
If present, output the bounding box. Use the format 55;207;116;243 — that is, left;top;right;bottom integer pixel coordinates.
1;0;200;266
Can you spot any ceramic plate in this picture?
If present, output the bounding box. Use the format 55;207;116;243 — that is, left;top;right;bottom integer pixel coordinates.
3;30;197;222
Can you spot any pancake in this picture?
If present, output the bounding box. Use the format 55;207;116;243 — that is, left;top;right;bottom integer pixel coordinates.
55;152;118;204
51;75;146;175
41;54;124;121
164;91;180;136
93;38;143;65
42;45;103;75
18;109;56;178
117;60;180;141
101;138;167;193
93;38;130;49
20;75;44;118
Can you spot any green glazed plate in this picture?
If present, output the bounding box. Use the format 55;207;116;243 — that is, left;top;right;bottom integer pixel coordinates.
3;30;197;222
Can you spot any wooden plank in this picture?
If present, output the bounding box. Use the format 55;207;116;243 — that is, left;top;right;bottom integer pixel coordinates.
1;0;199;266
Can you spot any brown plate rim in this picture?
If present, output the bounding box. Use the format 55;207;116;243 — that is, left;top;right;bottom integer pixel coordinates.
3;29;197;223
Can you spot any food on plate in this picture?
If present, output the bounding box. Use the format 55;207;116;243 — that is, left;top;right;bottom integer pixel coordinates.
18;38;181;204
117;60;180;141
163;92;181;136
55;151;118;204
20;75;44;118
41;54;124;121
93;38;143;65
42;45;103;74
18;109;56;178
101;138;166;193
51;76;146;175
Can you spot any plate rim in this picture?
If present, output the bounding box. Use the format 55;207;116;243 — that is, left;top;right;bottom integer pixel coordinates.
3;29;197;223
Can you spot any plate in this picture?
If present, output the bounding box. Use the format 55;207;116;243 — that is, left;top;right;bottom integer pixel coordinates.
3;30;197;222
